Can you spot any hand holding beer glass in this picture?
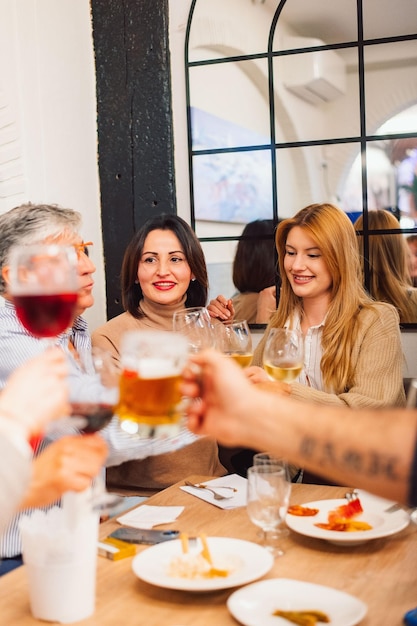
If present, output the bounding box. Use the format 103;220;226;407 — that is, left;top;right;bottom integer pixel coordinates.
116;330;189;439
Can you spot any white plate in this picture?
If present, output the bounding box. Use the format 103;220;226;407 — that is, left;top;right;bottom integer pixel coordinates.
286;498;409;546
131;537;274;592
227;578;367;626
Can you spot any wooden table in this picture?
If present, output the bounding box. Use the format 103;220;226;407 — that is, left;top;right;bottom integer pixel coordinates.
1;477;416;625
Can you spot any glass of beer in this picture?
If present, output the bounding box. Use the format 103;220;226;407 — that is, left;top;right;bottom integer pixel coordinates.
262;328;304;383
116;330;189;439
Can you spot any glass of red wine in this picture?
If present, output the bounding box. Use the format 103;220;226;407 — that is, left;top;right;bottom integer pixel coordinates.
69;348;123;514
8;243;79;343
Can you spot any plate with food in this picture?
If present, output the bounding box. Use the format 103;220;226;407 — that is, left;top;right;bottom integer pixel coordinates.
227;578;367;626
286;497;409;546
131;535;274;591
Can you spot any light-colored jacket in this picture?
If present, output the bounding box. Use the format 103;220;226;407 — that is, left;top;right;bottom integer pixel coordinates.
253;302;406;408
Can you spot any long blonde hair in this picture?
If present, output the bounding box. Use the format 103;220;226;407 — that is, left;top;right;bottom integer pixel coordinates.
269;203;375;393
355;210;415;323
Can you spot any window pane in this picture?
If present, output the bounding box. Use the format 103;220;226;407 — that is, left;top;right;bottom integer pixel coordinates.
189;59;270;150
192;150;274;230
363;0;417;39
188;0;280;62
364;41;417;135
275;0;357;48
274;50;360;142
277;143;363;217
199;238;239;302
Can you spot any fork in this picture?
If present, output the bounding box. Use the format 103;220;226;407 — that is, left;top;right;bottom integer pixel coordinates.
184;480;236;500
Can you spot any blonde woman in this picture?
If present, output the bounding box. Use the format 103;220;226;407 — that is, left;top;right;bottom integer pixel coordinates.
247;203;405;409
355;210;417;323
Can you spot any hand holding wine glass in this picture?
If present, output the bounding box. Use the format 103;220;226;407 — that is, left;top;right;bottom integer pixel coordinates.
8;244;79;342
262;328;304;383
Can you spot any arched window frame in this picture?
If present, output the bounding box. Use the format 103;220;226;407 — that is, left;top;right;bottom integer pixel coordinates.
185;0;417;328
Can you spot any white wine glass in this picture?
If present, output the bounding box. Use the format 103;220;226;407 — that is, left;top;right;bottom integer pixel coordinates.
247;464;291;557
8;244;79;345
214;319;253;368
172;306;215;353
262;328;304;383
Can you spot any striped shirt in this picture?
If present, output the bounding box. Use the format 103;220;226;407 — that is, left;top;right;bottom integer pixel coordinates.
0;300;197;557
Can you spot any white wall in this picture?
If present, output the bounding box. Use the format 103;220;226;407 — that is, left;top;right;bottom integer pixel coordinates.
0;0;105;330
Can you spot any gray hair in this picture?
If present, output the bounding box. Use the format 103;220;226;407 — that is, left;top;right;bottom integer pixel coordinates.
0;202;82;295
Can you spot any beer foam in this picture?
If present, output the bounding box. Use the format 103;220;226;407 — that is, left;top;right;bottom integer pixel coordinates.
137;357;180;379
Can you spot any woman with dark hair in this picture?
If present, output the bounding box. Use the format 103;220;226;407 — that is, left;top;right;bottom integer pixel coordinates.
208;219;279;324
121;213;208;318
92;214;225;494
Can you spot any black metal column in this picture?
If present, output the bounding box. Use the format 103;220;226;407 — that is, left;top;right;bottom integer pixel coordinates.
90;0;176;319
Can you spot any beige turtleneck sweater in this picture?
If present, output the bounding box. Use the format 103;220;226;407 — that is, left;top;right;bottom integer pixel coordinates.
92;297;226;494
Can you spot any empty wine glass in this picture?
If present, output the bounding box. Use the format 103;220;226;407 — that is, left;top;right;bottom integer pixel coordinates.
172;306;215;353
247;464;291;557
214;319;253;368
8;244;79;345
262;328;304;383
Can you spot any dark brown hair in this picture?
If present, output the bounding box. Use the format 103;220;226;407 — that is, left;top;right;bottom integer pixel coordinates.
232;219;278;293
121;214;208;318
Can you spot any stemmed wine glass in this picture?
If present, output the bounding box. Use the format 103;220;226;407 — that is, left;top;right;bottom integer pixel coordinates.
214;319;253;368
262;328;304;383
8;244;79;344
172;306;215;353
247;463;291;557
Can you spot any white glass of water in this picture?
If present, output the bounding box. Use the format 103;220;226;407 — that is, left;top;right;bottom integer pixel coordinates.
247;464;291;557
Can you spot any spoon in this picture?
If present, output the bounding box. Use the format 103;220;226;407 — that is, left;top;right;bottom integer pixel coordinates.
184;480;235;501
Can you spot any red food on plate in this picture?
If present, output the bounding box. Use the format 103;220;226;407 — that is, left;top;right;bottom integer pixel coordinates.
313;497;372;532
287;505;319;517
327;498;363;525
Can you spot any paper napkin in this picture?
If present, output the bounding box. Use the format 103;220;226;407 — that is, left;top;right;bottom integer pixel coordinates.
116;505;185;529
180;473;248;509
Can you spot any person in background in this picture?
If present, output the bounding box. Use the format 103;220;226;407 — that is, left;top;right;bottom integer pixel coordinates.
354;210;417;323
406;234;417;288
0;203;198;572
182;349;416;507
207;219;279;324
0;348;108;571
92;213;226;494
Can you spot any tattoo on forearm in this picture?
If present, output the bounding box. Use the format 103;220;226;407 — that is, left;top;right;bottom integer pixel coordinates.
300;437;399;481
